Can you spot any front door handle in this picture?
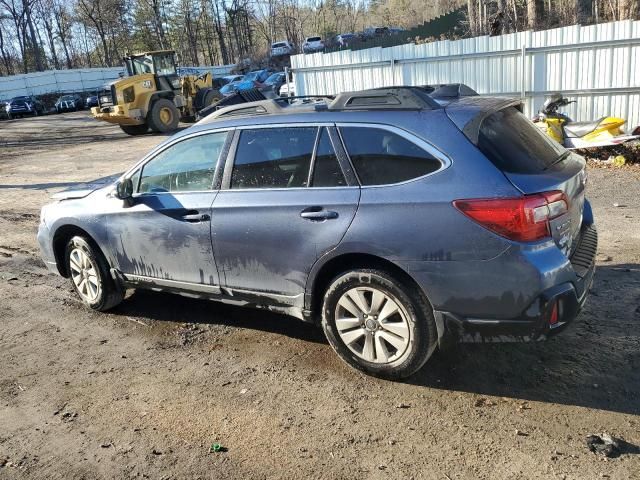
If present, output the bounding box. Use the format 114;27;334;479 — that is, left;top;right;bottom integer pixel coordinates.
181;211;210;222
300;207;339;221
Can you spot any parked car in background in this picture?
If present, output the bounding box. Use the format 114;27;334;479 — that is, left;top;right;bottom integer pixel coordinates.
278;81;295;97
219;74;253;97
335;33;356;48
213;75;243;89
263;72;286;95
363;26;390;39
37;86;597;379
0;101;9;120
271;40;295;57
55;94;83;113
219;69;274;97
85;94;99;109
5;95;45;118
303;36;324;54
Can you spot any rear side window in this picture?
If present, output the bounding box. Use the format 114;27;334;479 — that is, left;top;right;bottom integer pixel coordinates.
231;127;316;189
339;127;442;185
478;107;566;173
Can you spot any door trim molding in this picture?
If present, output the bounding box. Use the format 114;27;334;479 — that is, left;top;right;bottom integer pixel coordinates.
123;273;222;294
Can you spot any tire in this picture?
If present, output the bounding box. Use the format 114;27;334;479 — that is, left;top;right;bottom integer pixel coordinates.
147;98;180;133
321;269;437;379
194;88;221;111
120;124;149;136
65;236;124;311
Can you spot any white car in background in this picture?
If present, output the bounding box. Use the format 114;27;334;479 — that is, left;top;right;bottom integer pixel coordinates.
303;36;324;54
271;41;295;57
279;81;296;97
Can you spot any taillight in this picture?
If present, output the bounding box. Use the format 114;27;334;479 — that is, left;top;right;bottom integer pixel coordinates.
453;191;569;242
548;301;559;326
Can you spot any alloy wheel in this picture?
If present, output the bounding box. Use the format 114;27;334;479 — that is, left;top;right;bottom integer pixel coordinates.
69;247;101;303
334;287;411;364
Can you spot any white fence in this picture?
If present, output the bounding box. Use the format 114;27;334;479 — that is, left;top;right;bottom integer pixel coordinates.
0;64;234;100
291;19;640;130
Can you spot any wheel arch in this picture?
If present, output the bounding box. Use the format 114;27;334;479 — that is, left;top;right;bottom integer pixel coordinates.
52;224;105;278
306;252;427;321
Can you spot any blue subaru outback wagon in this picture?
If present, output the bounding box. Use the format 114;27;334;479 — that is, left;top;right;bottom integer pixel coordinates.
37;87;597;378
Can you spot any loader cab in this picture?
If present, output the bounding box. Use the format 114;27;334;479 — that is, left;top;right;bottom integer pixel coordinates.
124;51;181;91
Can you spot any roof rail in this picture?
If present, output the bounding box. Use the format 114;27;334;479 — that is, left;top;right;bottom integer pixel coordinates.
199;85;478;122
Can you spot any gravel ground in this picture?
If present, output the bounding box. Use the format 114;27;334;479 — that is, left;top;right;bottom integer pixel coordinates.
0;112;639;479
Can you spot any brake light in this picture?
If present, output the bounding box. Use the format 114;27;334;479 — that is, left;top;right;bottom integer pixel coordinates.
453;191;569;242
548;301;559;325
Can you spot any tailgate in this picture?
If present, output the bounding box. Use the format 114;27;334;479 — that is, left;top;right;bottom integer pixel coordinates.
448;101;588;255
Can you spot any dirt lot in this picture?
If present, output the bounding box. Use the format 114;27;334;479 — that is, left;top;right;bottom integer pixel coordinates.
1;112;639;479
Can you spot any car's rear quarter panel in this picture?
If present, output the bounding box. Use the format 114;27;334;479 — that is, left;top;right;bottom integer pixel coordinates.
333;110;578;319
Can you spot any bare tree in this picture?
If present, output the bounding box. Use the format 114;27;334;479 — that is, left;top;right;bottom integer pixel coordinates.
467;0;478;35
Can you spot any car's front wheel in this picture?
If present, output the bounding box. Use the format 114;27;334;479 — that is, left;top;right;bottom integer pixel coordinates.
65;236;124;311
321;269;437;379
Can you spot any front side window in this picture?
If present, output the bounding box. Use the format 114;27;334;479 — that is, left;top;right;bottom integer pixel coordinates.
339;127;442;186
139;132;228;193
231;127;317;189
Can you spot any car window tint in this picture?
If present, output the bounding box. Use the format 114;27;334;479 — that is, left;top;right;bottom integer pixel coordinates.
231;127;317;189
139;132;227;193
312;128;345;187
478;107;566;174
340;127;442;185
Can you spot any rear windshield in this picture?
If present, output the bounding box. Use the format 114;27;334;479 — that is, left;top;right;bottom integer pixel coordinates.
478;107;566;173
307;37;321;42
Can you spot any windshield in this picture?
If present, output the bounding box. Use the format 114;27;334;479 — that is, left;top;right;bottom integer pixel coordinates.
153;53;176;76
130;55;153;74
478;107;567;174
265;73;283;84
244;72;261;81
272;43;286;48
307;37;321;42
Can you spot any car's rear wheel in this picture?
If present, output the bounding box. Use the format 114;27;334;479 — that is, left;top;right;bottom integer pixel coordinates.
321;269;437;379
65;236;123;311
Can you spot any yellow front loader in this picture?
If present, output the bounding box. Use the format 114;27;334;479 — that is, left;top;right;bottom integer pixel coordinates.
91;51;223;135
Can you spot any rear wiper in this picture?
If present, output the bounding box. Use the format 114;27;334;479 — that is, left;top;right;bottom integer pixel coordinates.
545;151;571;170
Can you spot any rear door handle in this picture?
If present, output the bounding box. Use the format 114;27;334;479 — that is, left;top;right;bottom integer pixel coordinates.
181;211;210;222
300;207;339;221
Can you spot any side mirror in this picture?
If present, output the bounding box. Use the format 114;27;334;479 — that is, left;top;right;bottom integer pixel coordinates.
115;178;133;200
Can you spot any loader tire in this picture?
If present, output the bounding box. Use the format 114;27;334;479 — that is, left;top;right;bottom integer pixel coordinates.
120;124;149;136
194;88;221;111
148;98;180;133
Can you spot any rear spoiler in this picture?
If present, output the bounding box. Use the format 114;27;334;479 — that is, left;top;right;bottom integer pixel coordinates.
444;97;523;144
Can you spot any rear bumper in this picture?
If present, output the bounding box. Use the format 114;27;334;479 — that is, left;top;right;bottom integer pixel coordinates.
435;224;597;343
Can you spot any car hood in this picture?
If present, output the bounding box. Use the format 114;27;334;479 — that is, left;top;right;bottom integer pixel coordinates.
51;173;121;200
